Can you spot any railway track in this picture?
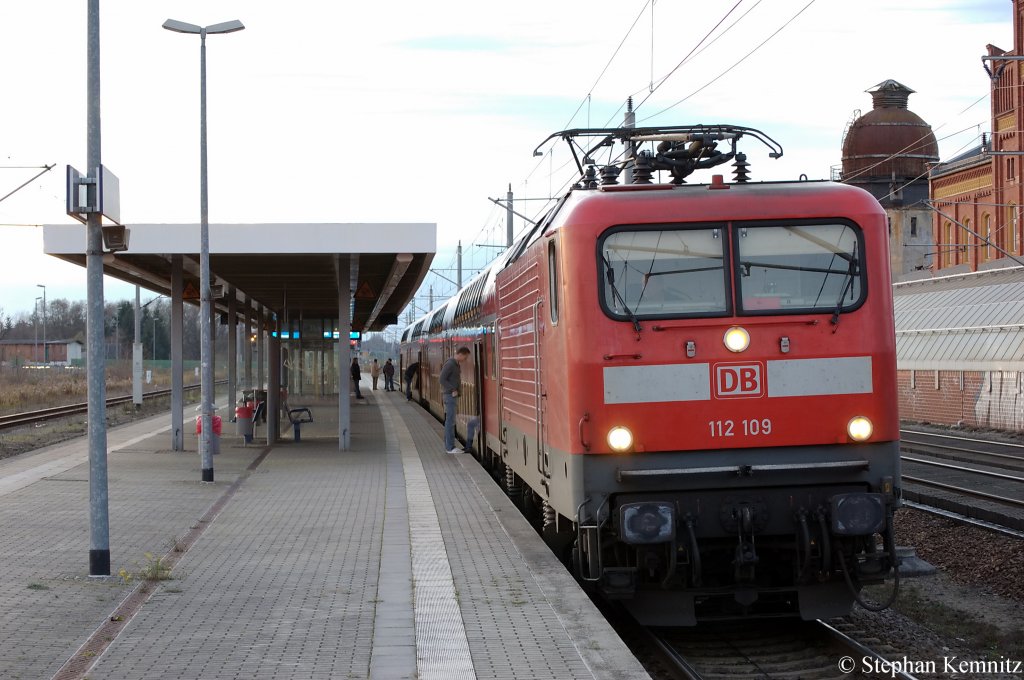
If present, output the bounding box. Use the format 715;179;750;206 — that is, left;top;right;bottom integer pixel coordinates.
643;619;918;679
899;427;1024;534
0;381;224;432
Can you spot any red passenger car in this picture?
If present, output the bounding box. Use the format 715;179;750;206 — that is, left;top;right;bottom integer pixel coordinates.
401;125;901;624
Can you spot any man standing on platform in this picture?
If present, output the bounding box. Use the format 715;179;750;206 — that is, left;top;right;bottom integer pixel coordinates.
440;347;470;454
383;358;396;391
404;360;420;401
370;358;381;390
350;358;364;399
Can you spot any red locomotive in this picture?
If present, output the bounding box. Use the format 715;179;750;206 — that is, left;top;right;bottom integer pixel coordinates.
401;125;901;624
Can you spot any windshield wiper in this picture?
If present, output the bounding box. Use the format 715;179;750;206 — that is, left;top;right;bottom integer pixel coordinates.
830;246;859;327
602;254;642;338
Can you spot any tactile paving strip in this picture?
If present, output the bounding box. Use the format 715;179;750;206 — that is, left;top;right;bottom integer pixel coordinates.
387;406;476;680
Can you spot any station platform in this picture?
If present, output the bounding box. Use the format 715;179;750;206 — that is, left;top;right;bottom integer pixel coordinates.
0;383;649;680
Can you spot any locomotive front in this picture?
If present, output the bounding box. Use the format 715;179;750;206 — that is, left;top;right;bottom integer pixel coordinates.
540;140;901;624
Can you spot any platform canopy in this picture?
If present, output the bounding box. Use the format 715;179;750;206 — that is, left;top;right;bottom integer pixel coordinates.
43;222;435;330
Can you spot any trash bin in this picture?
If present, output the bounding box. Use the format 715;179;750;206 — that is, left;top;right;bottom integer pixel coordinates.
235;405;253;444
196;414;222;455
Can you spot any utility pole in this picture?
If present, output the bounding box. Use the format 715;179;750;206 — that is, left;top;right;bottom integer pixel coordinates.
85;0;110;577
623;97;636;185
506;184;514;247
456;241;462;289
37;284;46;363
133;286;142;408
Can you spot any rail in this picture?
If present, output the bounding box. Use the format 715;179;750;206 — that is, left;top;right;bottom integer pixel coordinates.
643;620;919;680
0;380;228;432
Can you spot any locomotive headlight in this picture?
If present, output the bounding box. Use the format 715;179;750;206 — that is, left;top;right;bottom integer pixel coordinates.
847;416;873;441
723;326;750;353
607;426;634;452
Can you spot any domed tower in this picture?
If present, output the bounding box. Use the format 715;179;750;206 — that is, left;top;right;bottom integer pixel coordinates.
840;80;938;280
842;80;939;187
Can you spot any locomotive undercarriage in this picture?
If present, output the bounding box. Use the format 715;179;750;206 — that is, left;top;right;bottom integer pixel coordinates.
575;484;899;625
473;427;902;625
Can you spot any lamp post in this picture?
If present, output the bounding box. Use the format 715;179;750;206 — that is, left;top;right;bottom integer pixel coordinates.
34;296;41;364
36;284;46;364
163;17;244;483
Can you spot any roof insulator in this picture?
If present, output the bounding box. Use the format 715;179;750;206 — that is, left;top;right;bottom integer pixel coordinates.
576;165;599;190
733;152;751;183
632;151;654;184
600;165;621;185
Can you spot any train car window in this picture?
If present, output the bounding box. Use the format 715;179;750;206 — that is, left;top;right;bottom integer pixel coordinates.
734;222;865;315
548;240;559;324
598;226;730;319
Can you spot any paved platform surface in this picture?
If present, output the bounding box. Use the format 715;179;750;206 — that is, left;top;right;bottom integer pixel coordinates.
0;382;649;680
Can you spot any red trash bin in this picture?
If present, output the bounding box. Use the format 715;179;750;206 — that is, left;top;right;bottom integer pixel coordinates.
234;405;253;444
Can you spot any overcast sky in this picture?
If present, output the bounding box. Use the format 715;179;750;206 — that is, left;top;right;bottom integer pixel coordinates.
0;0;1010;319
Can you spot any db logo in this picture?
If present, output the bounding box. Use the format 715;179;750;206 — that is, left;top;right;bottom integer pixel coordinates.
714;362;765;399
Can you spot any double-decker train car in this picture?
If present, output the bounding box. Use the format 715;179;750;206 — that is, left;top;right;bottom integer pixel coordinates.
400;125;901;625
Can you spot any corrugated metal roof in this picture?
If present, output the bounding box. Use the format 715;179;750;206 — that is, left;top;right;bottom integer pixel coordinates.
894;266;1024;370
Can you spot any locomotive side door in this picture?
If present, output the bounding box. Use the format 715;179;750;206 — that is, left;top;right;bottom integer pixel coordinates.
534;299;550;478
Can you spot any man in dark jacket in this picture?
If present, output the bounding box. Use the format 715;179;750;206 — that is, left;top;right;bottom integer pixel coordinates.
440;347;470;453
383;358;396;391
350;358;364;399
404;361;419;401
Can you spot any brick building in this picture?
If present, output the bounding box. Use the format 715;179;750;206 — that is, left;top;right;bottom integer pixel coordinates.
890;0;1024;430
929;0;1024;274
0;340;83;366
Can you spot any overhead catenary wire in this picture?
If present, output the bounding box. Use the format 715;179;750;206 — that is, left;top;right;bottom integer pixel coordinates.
640;0;819;123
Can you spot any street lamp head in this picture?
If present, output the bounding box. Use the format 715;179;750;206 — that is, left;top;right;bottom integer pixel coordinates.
162;18;244;36
206;20;245;35
162;19;202;34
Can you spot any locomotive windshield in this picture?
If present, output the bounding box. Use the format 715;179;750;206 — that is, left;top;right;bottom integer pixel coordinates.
600;227;729;319
735;222;863;314
598;221;864;320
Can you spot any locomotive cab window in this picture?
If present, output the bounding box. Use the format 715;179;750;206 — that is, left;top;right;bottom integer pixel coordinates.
599;226;730;319
735;221;865;315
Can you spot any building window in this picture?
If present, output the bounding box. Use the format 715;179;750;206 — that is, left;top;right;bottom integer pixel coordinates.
942;221;953;268
910;217;917;237
1010;157;1017;181
1010;204;1019;255
984;214;993;261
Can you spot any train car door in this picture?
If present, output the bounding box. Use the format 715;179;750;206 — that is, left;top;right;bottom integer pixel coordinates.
495;316;506;455
472;342;484;453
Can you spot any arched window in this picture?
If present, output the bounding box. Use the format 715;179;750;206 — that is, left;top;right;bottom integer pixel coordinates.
984;214;993;261
962;218;971;266
942;221;954;268
1010;204;1020;255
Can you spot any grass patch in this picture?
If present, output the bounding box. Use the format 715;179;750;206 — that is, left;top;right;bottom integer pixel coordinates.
118;552;175;586
27;582;49;591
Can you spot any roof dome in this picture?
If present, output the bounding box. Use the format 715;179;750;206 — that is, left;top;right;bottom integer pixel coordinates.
841;80;939;182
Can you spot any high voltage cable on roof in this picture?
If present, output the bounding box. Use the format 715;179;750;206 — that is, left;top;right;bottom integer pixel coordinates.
560;0;653;132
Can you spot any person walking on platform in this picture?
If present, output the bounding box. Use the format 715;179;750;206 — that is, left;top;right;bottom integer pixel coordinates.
350;358;364;399
383;358;396;391
404;360;420;401
440;347;470;454
370;358;381;390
